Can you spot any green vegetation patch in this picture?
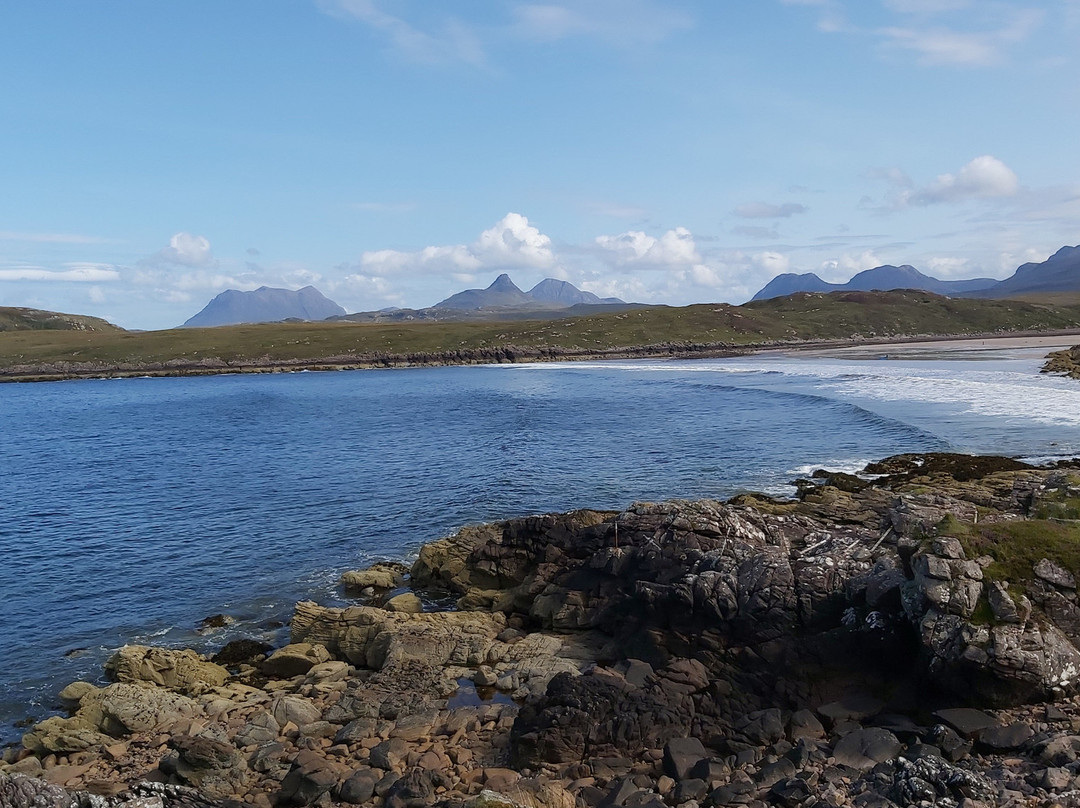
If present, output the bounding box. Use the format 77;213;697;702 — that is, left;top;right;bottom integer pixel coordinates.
940;515;1080;584
3;290;1080;379
0;307;122;333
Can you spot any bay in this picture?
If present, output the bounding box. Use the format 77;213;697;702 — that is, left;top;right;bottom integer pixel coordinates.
2;343;1079;745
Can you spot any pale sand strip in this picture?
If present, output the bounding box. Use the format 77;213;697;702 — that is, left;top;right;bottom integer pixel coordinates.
779;333;1080;359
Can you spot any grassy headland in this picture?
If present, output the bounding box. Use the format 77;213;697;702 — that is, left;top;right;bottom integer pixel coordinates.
4;290;1080;381
0;306;123;334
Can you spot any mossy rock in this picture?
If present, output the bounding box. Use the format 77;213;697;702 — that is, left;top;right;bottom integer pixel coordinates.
865;453;1033;483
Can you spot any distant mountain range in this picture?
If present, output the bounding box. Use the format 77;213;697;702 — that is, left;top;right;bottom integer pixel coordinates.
182;286;346;328
751;245;1080;301
433;274;623;310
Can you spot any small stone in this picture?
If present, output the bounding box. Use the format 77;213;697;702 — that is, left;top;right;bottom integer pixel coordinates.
831;728;901;770
1035;558;1076;589
977;722;1033;751
474;666;499;687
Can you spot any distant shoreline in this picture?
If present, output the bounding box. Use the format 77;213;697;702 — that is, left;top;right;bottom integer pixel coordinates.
2;328;1079;383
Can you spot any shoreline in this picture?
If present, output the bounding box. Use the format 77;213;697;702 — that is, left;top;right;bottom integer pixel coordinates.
7;452;1080;807
3;327;1080;383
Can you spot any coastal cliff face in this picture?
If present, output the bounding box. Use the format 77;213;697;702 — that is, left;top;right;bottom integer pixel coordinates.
6;454;1080;807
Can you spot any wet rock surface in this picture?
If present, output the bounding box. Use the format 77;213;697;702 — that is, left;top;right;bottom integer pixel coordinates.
7;453;1080;807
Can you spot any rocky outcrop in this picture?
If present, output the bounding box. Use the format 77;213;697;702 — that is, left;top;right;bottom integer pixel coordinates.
9;454;1080;808
105;645;229;694
1044;344;1080;379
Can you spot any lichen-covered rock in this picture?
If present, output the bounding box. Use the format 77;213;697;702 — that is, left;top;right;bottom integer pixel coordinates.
23;682;201;753
260;642;331;678
290;602;505;669
105;646;229;694
340;563;406;591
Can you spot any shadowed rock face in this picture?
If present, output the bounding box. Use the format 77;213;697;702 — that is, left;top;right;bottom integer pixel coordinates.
407;459;1080;757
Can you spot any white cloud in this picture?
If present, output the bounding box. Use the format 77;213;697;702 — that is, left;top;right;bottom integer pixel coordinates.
926;256;972;278
753;251;791;275
734;202;807;219
474;212;555;267
0;265;121;282
595;226;701;266
354;213;555;279
818;250;886;280
152;232;215;267
784;0;1044;67
879;8;1043;67
912;155;1019;205
869;155;1020;211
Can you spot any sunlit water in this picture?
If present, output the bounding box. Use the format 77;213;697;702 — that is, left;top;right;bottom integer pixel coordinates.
2;343;1079;744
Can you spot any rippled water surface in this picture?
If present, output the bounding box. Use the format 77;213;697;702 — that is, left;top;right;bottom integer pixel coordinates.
2;345;1079;744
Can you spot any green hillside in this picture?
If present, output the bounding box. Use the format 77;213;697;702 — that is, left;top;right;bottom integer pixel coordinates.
0;306;124;333
3;291;1080;381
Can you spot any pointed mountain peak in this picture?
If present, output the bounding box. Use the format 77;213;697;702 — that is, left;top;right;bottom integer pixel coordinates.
488;273;521;292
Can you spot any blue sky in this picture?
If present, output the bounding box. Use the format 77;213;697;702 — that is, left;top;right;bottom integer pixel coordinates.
1;0;1078;329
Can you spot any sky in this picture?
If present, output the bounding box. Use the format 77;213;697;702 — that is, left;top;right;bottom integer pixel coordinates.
1;1;1078;330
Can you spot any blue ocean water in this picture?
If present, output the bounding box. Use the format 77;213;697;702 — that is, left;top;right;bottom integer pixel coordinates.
2;344;1080;745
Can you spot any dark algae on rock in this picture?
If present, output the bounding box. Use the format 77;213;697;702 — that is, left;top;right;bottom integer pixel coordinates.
8;453;1080;807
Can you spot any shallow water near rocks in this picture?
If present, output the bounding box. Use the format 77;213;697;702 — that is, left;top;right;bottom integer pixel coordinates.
2;344;1079;745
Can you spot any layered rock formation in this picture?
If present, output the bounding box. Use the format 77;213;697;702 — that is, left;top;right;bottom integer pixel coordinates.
6;454;1080;807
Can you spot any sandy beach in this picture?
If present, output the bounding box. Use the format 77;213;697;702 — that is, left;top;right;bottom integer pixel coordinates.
780;331;1080;360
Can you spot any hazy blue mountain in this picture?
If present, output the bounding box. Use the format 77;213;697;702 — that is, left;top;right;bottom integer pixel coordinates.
971;245;1080;298
434;274;624;310
846;265;997;295
528;278;623;306
434;274;534;310
751;273;835;300
182;285;346;327
752;264;997;301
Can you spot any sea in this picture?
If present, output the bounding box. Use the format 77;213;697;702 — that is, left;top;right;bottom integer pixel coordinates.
2;339;1080;746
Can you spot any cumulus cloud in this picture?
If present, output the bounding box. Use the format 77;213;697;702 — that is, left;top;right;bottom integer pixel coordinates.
151;232;215;267
912;155;1019;205
753;251;791;275
353;213;555;280
868;155;1019;211
595;226;701;266
734;202;807;219
474;212;555;267
0;264;121;282
817;250;886;280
